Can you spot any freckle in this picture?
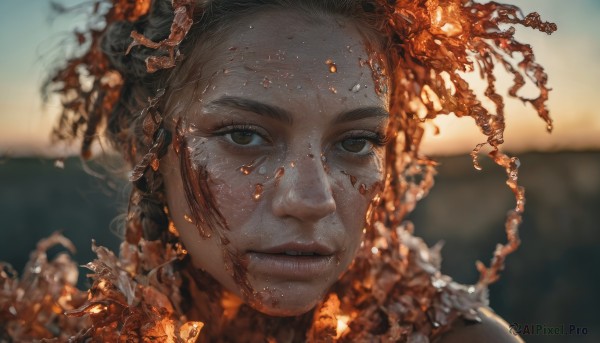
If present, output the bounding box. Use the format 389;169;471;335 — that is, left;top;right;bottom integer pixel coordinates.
308;153;314;159
221;236;230;245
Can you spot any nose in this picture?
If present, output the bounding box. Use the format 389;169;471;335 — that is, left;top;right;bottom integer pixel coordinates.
272;155;336;222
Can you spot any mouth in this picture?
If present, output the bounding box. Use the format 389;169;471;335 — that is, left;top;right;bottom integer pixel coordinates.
246;242;336;279
280;251;320;256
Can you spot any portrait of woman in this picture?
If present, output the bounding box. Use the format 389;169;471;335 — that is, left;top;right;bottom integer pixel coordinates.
1;0;581;342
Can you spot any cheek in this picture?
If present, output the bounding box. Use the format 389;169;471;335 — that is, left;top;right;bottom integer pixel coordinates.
204;153;273;231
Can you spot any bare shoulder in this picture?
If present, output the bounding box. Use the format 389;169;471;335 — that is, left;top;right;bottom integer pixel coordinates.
436;307;524;343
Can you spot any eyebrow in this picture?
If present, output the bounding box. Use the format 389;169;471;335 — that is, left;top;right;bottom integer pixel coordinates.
206;96;293;125
205;96;389;125
332;106;390;124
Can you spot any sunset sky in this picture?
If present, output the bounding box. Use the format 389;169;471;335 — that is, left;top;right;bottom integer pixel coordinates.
0;0;598;157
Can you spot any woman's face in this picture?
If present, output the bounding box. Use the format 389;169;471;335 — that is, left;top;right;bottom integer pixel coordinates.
161;9;389;316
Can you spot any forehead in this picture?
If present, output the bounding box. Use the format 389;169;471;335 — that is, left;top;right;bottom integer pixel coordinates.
190;8;387;119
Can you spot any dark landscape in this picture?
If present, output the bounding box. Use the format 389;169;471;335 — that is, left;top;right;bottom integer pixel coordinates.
1;151;598;342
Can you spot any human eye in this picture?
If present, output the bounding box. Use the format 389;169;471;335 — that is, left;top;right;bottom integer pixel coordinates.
216;124;269;147
337;130;388;156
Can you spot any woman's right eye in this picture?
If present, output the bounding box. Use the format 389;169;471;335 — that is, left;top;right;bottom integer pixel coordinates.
224;130;266;146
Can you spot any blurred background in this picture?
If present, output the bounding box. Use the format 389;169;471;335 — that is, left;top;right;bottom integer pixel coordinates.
0;1;598;342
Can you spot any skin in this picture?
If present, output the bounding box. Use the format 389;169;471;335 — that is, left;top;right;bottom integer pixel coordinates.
161;9;389;316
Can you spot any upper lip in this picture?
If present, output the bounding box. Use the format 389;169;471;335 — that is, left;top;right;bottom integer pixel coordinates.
250;242;335;256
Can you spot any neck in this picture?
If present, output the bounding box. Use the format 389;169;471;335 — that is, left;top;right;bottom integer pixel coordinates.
183;261;315;342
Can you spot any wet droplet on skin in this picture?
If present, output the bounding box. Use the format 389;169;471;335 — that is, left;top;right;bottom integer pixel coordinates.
253;184;264;201
329;86;338;94
239;157;265;175
350;83;361;93
290;161;296;168
261;77;271;88
258;166;267;175
240;165;251;175
359;184;367;195
274;167;285;179
341;171;357;186
248;25;254;29
325;59;337;73
184;214;193;223
296;85;302;89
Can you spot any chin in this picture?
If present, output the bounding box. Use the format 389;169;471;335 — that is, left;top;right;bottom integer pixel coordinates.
251;298;319;317
246;279;329;317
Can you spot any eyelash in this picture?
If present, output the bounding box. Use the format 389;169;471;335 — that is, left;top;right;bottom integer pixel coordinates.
342;130;389;146
337;130;388;158
211;122;271;151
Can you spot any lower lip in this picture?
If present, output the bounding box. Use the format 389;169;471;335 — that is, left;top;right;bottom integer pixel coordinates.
247;252;335;280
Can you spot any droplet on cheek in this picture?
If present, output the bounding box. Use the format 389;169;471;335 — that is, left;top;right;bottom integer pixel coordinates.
239;156;266;175
325;59;337;73
274;167;285;186
261;76;272;88
329;86;338;94
358;183;367;195
350;83;361;93
258;166;267;175
290;161;296;168
253;184;264;201
340;171;357;187
184;214;193;223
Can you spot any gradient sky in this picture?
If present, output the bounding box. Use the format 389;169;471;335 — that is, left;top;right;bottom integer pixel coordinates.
0;0;598;157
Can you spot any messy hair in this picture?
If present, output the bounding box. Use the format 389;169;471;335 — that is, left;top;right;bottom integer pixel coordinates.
46;0;555;285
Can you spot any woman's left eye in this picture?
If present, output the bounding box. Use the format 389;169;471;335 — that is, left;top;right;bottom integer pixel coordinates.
224;130;266;146
340;138;372;154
